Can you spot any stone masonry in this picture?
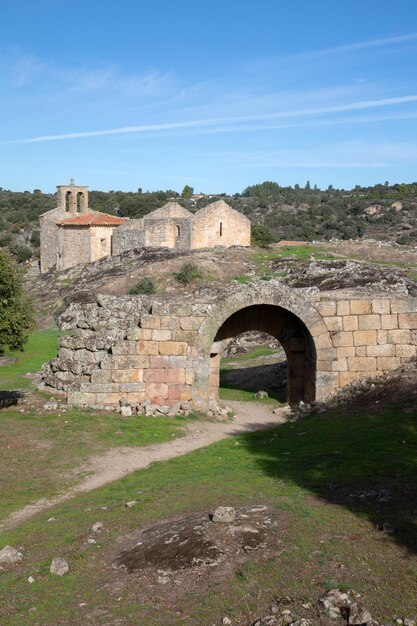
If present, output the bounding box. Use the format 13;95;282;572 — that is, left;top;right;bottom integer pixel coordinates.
41;282;417;410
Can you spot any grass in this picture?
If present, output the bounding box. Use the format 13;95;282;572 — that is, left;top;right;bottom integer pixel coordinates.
219;387;278;403
252;243;340;266
221;346;281;367
0;400;416;624
0;328;60;391
0;329;190;517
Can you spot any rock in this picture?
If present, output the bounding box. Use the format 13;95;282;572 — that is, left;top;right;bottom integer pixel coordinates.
255;391;268;399
50;557;69;576
120;405;132;417
91;521;104;533
0;545;23;564
348;603;372;625
382;522;395;534
86;538;97;545
222;618;232;625
43;401;59;411
125;500;137;508
212;507;236;523
28;576;35;584
404;620;416;626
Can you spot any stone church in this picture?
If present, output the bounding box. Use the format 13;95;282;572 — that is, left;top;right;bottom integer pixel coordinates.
40;183;251;273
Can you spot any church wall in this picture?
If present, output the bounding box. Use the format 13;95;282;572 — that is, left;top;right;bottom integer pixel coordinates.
191;205;251;249
59;227;91;270
90;226;114;262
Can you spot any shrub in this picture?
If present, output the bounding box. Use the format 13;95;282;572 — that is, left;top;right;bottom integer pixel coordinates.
0;249;34;354
128;276;156;295
30;230;40;247
9;244;32;263
251;223;276;248
173;262;202;284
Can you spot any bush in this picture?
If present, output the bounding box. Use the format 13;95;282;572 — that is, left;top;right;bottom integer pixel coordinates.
173;262;202;284
0;249;34;354
128;276;156;295
30;230;40;247
251;223;276;248
9;244;32;263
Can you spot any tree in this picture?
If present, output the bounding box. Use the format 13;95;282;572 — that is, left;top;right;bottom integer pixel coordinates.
251;224;276;248
0;249;34;355
182;185;194;199
305;180;311;190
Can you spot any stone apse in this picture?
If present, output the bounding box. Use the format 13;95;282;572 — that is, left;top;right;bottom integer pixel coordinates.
42;282;417;409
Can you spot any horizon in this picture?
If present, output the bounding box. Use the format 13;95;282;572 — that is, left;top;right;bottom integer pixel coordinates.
1;1;417;193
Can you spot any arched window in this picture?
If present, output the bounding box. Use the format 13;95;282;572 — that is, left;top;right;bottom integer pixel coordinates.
176;225;181;237
77;192;83;212
65;191;71;212
219;222;223;237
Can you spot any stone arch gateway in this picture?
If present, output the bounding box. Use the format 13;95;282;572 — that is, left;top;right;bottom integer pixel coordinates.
42;281;417;411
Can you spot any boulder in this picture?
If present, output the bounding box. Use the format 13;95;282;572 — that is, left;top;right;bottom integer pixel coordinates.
0;545;23;564
212;506;236;523
50;557;69;576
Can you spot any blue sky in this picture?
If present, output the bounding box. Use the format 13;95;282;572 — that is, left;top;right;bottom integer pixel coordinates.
1;0;417;193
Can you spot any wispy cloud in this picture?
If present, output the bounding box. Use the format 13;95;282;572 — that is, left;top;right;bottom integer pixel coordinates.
8;94;417;144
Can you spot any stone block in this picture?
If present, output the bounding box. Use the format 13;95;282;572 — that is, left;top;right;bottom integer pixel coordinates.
110;342;137;356
336;300;350;316
324;316;344;332
149;355;170;368
143;369;166;383
140;315;160;330
353;330;377;346
387;329;411;344
331;331;354;347
398;313;417;329
355;346;367;356
68;391;97;406
113;355;149;369
332;358;348;372
185;369;195;385
95;393;122;405
315;332;333;349
317;360;333;372
358;315;381;330
377;330;387;344
350;300;372;315
169;356;189;368
179;316;205;331
377;356;402;371
336;346;356;358
137;341;159;355
146;382;168;401
90;370;111;384
343;315;358;331
391;299;417;313
316;347;337;360
90;383;120;393
396;344;416;358
172;304;193;316
166;368;186;384
159;341;188;356
172;330;197;344
316;301;336;317
152;329;172;341
339;371;363;387
381;314;398;330
367;344;395;357
347;356;377;372
372;299;391;315
119;383;146;393
111;369;143;383
126;328;150;341
125;392;146;404
168;384;192;401
160;316;179;330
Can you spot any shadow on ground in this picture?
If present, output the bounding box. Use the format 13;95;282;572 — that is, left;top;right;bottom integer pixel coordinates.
220;362;288;402
240;388;417;555
0;390;24;409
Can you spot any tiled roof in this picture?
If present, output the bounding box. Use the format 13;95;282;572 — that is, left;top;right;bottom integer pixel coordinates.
56;212;126;227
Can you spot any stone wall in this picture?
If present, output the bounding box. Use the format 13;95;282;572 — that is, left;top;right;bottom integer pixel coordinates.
90;226;115;263
112;221;146;256
41;284;417;411
191;201;251;249
58;227;91;270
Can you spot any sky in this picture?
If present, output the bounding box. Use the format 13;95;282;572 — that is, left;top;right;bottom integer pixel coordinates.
1;0;417;194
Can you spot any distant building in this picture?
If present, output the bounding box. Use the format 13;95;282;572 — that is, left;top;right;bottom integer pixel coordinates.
39;184;251;272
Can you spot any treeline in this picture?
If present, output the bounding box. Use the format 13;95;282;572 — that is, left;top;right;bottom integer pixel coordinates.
1;180;417;262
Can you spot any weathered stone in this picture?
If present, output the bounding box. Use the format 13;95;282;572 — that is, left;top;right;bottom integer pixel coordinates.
0;545;23;564
212;506;236;523
50;557;69;576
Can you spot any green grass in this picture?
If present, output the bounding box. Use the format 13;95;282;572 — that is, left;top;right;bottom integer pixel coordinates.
252;244;339;266
221;346;281;367
0;401;416;624
219;387;278;403
0;328;59;391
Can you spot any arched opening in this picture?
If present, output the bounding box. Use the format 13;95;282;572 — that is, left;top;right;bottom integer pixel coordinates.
76;192;83;212
65;191;71;212
209;304;316;406
219;221;223;237
176;225;181;237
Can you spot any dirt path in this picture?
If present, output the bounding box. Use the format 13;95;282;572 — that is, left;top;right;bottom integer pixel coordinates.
0;402;288;533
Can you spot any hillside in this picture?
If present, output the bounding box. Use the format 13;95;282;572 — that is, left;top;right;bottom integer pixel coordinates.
1;181;417;263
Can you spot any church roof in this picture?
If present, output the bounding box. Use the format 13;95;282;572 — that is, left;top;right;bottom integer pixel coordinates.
56;212;126;227
144;202;192;220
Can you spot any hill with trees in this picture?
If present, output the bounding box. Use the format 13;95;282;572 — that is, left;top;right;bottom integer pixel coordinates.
0;180;417;262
